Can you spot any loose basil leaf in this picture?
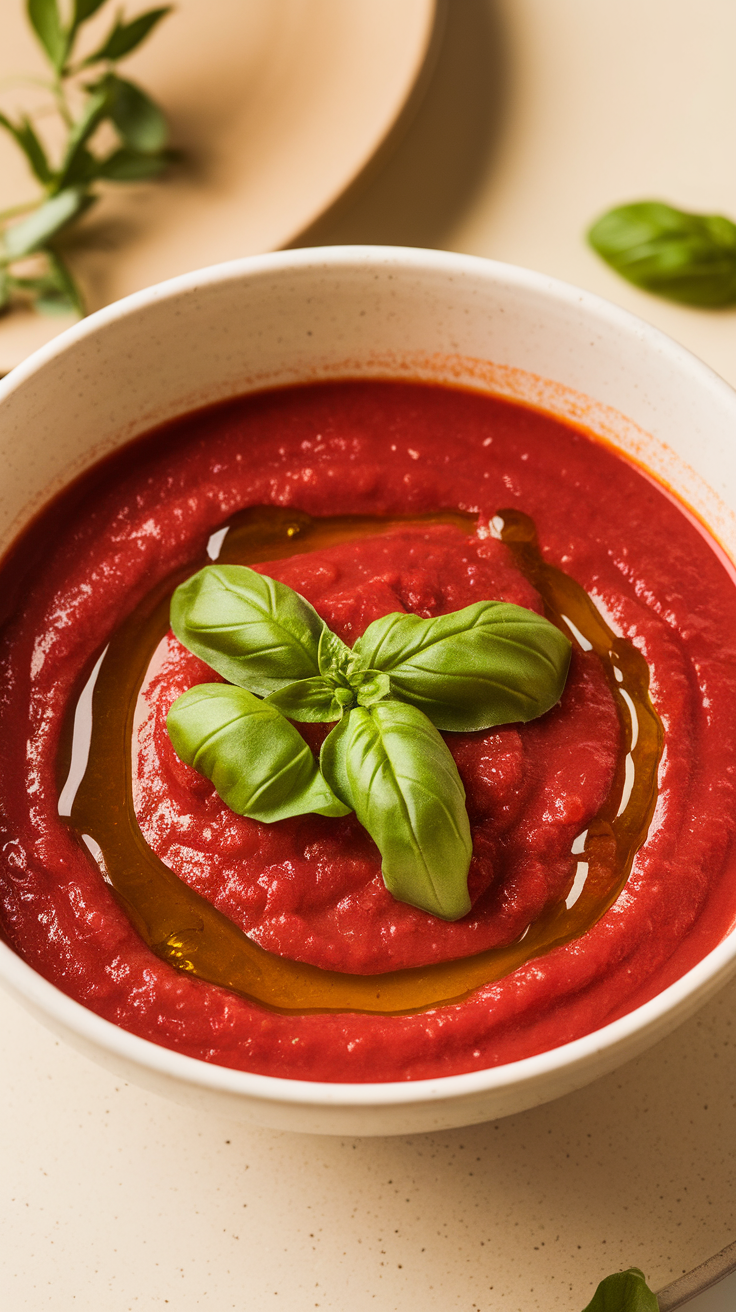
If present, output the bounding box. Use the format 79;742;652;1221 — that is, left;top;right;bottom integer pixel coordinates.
81;6;172;66
580;1269;658;1312
354;602;571;733
167;683;350;821
106;74;168;153
3;187;94;258
27;0;67;71
170;565;329;696
320;703;472;920
266;677;352;723
588;201;736;307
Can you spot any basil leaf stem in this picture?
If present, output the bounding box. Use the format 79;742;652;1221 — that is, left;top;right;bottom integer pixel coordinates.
170;565;331;696
580;1268;658;1312
166;684;350;821
320;703;472;921
354;602;571;732
588;201;736;307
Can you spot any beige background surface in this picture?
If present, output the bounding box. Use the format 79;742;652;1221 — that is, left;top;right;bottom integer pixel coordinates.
3;1;736;1309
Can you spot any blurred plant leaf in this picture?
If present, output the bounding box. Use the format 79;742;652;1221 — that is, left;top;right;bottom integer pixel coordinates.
96;145;169;180
72;0;109;31
105;74;168;152
3;187;94;258
27;0;67;71
81;6;172;65
0;112;53;185
56;84;112;187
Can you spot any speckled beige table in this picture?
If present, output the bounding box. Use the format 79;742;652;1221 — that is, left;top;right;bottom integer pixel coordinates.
3;2;736;1308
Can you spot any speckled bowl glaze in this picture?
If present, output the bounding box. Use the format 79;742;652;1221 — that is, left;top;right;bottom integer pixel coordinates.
2;247;736;1136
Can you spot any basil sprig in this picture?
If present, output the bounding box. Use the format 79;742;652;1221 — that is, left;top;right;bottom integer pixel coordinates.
588;200;736;307
167;564;571;920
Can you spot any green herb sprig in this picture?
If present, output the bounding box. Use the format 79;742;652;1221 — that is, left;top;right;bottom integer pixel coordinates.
581;1268;658;1312
166;564;571;921
0;0;173;318
588;200;736;307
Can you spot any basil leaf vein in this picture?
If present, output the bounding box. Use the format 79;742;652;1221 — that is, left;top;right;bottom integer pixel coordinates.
320;702;472;920
166;683;350;820
353;602;571;732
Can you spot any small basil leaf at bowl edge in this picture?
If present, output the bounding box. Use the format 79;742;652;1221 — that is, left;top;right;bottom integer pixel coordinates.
167;683;350;820
580;1268;658;1312
587;201;736;307
170;565;329;696
320;702;472;921
353;602;571;733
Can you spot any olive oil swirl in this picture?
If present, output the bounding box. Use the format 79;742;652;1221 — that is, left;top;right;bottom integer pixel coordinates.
60;507;663;1015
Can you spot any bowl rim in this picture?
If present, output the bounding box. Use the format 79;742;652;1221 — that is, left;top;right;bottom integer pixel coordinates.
2;243;736;1109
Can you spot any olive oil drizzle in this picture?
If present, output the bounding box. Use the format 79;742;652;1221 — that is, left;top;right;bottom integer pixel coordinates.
60;506;663;1016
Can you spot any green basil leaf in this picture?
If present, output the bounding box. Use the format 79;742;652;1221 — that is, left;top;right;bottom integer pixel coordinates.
353;602;571;732
318;626;353;678
0;271;10;313
81;6;171;65
3;187;94;258
96;146;169;181
106;75;168;153
170;565;329;696
354;669;392;707
27;0;67;71
167;684;350;821
320;703;472;920
588;201;736;307
580;1269;658;1312
0;113;53;185
266;678;353;723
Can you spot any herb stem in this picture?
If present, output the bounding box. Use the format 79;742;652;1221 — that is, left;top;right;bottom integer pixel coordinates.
52;74;73;130
0;197;44;223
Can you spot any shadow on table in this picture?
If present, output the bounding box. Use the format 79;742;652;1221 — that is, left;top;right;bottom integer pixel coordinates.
290;0;509;251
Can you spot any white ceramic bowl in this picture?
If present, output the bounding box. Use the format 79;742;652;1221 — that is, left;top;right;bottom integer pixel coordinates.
2;246;736;1137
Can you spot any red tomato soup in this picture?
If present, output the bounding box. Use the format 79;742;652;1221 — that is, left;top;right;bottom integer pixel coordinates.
1;380;735;1082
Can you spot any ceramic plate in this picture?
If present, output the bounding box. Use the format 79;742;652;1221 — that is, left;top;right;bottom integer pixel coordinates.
0;0;437;372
